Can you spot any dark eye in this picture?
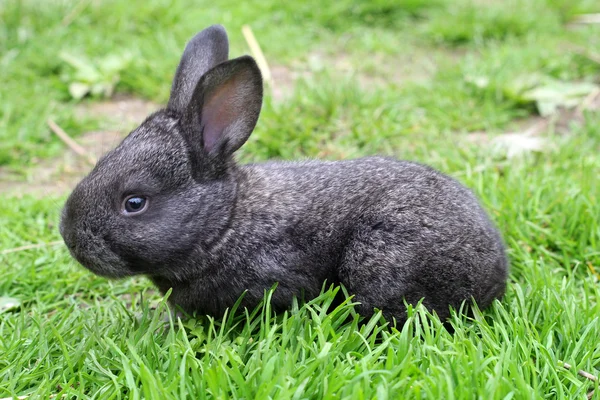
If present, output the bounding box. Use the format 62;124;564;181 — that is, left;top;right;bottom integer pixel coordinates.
123;196;148;214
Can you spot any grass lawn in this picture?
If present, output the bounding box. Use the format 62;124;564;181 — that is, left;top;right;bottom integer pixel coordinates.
1;0;600;398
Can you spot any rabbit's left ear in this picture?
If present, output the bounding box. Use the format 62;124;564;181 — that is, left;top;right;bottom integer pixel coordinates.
182;55;263;158
168;25;229;113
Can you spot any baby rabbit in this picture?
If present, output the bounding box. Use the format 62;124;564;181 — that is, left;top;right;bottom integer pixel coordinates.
60;25;508;322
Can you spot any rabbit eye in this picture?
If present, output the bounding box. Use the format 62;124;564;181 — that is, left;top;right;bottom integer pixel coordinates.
123;196;148;214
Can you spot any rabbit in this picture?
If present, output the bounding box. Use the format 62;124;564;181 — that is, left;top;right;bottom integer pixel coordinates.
60;25;508;323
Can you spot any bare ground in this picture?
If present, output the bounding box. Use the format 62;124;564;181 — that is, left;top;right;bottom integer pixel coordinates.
0;96;158;197
269;47;463;101
466;92;600;148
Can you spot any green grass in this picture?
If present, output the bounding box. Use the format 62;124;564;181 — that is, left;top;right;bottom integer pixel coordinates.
1;0;600;398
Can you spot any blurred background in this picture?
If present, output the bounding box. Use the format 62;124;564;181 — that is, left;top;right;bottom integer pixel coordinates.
0;0;599;196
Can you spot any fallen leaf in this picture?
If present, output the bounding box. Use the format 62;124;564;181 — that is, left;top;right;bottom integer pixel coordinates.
503;74;599;117
492;133;548;158
0;296;21;313
59;51;131;101
68;82;90;100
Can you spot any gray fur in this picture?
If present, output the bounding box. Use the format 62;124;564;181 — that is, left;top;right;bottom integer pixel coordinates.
167;25;229;113
60;26;508;323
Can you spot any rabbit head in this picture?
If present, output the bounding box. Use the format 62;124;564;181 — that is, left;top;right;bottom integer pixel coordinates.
60;25;263;280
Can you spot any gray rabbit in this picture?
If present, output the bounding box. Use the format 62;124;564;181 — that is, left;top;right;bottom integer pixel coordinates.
60;25;508;322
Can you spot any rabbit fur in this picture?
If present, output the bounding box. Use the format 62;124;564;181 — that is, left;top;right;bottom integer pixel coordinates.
60;25;508;322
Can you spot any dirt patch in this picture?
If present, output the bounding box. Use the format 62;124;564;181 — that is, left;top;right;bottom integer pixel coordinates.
0;130;123;197
267;46;462;101
465;91;600;158
269;64;311;102
268;57;413;101
75;95;158;126
0;96;159;197
468;95;600;144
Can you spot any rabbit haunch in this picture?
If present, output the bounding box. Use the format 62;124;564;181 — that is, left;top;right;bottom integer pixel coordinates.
60;25;508;322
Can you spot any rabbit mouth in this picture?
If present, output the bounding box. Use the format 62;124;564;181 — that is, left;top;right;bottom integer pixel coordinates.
61;229;133;278
69;242;132;278
72;248;132;278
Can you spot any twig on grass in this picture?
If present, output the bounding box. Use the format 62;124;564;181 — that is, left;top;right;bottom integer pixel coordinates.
0;241;64;255
562;362;599;383
47;119;97;166
561;362;598;399
242;25;273;88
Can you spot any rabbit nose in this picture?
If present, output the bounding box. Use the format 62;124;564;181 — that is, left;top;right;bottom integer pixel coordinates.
59;223;77;253
59;208;75;245
59;207;87;253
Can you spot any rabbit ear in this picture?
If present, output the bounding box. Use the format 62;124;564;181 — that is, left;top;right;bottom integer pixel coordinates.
167;25;229;113
183;55;263;159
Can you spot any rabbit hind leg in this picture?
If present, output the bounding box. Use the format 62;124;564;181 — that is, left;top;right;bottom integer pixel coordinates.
337;225;470;324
